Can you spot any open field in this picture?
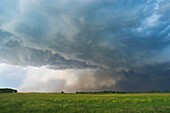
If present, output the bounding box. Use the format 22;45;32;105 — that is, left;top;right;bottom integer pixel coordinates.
0;93;170;113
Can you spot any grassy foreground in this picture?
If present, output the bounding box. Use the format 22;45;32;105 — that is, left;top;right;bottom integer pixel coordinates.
0;93;170;113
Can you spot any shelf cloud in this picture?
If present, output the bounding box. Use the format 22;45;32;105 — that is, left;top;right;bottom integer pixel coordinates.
0;0;170;92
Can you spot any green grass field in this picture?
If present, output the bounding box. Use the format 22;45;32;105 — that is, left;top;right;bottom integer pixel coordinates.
0;93;170;113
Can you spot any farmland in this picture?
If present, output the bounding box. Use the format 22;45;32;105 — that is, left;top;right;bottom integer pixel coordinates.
0;93;170;113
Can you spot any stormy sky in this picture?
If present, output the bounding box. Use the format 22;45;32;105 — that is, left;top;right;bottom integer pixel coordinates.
0;0;170;92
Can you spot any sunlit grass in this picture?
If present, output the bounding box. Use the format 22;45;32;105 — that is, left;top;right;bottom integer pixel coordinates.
0;93;170;113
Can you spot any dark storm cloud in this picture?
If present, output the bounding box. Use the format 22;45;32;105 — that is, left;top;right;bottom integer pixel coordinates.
0;0;170;91
1;0;170;68
117;62;170;91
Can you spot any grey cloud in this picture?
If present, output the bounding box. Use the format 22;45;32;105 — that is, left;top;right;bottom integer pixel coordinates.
0;0;170;91
0;39;97;69
1;0;169;69
65;69;124;92
117;62;170;91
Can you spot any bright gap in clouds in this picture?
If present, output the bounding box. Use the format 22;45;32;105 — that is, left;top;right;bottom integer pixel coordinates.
0;63;121;92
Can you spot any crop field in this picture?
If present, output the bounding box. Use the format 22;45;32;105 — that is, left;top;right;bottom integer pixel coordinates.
0;93;170;113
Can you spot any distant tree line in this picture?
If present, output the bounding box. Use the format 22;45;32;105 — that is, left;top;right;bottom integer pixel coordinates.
76;91;126;94
76;90;170;94
0;88;17;93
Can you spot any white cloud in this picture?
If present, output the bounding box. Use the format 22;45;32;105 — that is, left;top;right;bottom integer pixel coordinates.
145;13;160;27
19;66;121;92
19;0;38;14
0;63;121;92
